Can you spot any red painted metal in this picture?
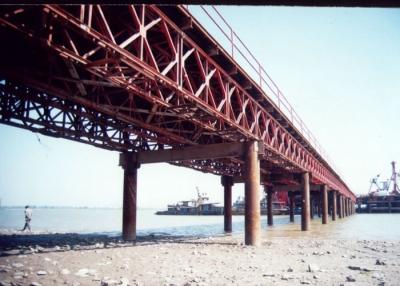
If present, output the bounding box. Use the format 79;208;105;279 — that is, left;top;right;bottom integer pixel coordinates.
0;5;355;201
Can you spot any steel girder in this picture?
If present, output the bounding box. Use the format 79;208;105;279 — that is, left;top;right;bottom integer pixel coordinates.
0;5;355;200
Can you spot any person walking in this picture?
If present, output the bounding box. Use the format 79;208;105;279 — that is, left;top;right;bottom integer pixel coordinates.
21;205;32;232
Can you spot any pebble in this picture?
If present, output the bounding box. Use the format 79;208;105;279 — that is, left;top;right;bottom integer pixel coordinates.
11;263;24;268
372;272;384;280
101;279;119;286
346;275;356;282
376;259;386;265
61;269;70;275
287;267;293;272
36;271;47;276
300;280;311;285
308;264;319;272
75;268;96;277
120;277;129;286
262;273;275;277
30;283;42;286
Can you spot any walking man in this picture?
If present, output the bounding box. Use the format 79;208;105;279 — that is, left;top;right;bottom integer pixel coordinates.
21;205;32;232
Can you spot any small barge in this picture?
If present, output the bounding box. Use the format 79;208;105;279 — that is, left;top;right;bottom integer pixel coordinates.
156;188;289;215
155;189;224;215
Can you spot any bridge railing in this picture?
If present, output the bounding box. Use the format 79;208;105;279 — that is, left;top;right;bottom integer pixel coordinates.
185;5;344;181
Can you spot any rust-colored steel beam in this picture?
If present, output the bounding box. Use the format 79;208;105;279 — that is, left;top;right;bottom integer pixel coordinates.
0;5;355;201
301;172;310;231
322;185;328;224
245;141;261;246
222;176;234;233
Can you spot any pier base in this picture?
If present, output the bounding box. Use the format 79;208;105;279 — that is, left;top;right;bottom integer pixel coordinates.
322;185;328;224
338;195;342;218
310;195;314;219
289;192;295;222
332;191;337;221
301;172;310;231
222;176;234;233
120;152;139;241
244;141;261;246
267;187;273;226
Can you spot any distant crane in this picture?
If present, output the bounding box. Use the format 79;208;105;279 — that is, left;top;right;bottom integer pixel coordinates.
368;161;400;196
391;161;400;194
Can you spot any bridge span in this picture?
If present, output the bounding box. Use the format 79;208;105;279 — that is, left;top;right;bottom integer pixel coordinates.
0;5;356;245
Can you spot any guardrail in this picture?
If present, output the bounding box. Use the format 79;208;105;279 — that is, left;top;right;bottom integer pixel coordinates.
185;5;345;181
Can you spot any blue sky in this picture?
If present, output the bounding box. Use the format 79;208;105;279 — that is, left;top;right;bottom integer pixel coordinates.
0;6;399;207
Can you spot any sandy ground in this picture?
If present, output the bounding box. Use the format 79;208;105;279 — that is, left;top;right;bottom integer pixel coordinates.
0;231;399;286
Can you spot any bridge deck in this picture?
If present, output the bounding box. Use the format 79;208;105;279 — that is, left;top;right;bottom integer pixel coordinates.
0;5;353;200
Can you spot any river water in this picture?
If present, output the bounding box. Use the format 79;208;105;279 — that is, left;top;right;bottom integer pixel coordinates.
0;208;399;240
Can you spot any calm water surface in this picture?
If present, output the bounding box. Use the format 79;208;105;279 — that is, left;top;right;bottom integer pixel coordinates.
0;208;399;240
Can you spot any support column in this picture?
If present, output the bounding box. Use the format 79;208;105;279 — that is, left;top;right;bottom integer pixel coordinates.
120;153;139;241
301;172;310;231
244;141;261;246
317;193;322;218
322;185;328;224
338;195;343;218
310;195;314;219
267;187;273;226
289;192;295;223
342;196;345;218
222;176;234;233
345;198;348;216
332;191;337;221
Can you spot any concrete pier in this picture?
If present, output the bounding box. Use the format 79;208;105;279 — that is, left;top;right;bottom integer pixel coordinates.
244;141;261;246
289;192;295;222
267;187;273;226
332;190;337;221
222;176;234;233
322;185;328;224
120;153;139;241
301;172;310;231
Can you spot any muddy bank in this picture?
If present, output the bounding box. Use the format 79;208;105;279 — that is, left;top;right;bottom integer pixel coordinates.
0;232;399;286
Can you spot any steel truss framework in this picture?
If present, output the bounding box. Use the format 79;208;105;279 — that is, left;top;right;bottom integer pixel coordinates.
0;4;355;200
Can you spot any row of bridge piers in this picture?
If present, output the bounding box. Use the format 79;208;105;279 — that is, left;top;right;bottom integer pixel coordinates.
119;141;354;246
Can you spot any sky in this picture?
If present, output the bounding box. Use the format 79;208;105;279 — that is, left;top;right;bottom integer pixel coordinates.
0;6;399;208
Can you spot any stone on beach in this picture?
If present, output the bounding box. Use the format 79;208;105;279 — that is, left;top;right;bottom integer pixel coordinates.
346;275;356;282
307;264;319;272
36;270;47;275
75;268;97;277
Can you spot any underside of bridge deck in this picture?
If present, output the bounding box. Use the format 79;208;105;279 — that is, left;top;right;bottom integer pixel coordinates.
0;4;356;245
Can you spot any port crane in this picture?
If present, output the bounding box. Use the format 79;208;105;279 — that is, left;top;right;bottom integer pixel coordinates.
369;161;400;196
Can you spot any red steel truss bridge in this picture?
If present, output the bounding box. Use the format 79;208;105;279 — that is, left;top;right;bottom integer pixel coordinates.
0;5;356;245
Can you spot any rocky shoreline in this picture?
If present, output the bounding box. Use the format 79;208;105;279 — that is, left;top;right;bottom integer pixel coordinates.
0;231;399;286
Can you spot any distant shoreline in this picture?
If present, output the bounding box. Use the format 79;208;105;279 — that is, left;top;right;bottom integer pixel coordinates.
0;206;161;210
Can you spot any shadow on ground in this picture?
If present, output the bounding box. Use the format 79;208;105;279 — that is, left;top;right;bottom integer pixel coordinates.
0;232;220;256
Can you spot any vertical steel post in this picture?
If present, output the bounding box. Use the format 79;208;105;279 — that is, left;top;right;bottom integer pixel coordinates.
317;193;322;218
301;172;310;231
338;195;343;218
245;141;261;246
332;191;337;221
222;176;234;233
267;187;273;226
322;185;328;224
120;152;139;241
289;192;295;222
310;195;314;219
